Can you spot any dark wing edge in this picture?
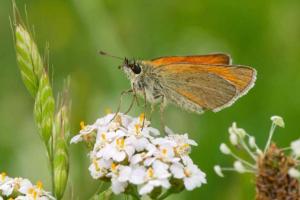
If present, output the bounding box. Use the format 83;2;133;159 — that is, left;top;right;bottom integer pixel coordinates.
212;67;257;112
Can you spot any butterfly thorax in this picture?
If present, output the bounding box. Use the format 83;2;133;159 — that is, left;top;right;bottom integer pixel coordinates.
121;59;163;104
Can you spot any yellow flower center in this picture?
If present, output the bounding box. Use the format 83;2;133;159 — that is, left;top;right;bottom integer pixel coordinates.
80;121;85;130
116;138;125;149
111;163;118;172
175;143;190;156
162;148;168;156
8;198;14;200
28;187;38;199
33;190;37;199
93;159;100;171
101;132;107;141
36;181;43;190
184;168;191;177
0;172;6;181
135;124;141;135
139;113;145;123
147;167;154;178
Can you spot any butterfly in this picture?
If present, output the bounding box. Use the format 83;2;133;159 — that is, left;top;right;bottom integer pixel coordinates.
100;51;256;120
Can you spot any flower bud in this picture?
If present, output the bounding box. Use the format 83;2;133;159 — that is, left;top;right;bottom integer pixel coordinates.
214;165;224;177
229;133;238;146
248;136;257;149
270;116;285;128
220;143;231;155
233;161;246;173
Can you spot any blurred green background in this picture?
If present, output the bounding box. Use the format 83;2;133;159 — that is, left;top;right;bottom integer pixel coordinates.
1;0;300;199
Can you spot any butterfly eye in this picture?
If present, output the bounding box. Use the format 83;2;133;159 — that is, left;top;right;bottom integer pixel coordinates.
131;64;141;74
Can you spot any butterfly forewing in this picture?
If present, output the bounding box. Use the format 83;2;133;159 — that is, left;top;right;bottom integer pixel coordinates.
155;64;256;112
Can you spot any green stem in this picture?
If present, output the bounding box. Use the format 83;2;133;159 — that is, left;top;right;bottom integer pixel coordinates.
88;182;104;200
157;189;173;200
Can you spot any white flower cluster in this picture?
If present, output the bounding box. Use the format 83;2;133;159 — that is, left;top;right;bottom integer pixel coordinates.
71;113;206;197
214;115;300;178
0;172;55;200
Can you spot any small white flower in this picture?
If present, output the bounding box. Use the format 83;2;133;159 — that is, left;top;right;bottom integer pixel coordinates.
220;143;231;155
110;165;131;194
182;163;207;190
270;115;285;128
288;168;300;178
170;161;207;190
88;158;112;179
153;132;197;159
97;137;135;162
138;160;171;195
291;139;300;157
18;179;55;200
152;144;179;163
70;121;97;144
233;161;246;173
0;179;14;196
71;113;207;196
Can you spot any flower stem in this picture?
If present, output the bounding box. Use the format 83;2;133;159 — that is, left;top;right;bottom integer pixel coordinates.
264;123;276;153
230;152;256;169
157;189;173;200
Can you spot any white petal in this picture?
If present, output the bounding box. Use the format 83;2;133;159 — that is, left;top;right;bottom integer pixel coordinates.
118;166;132;182
135;138;150;152
148;127;160;136
130;166;146;184
130;154;143;165
111;179;128;194
139;183;154;195
125;146;135;158
164;126;175;135
159;179;171;189
170;163;185;179
113;151;126;162
70;135;82;144
18;178;33;194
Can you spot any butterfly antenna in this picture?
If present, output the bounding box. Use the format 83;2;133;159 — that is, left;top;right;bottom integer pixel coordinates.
99;50;124;60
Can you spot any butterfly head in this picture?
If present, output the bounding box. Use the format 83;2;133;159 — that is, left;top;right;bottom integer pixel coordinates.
121;58;142;79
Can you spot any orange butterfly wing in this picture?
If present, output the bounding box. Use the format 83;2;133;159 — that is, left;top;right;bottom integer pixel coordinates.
149;54;232;67
155;63;256;112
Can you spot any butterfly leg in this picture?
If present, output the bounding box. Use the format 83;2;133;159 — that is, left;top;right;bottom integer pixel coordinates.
141;88;148;130
124;89;137;114
149;104;155;121
159;95;167;134
110;89;133;122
